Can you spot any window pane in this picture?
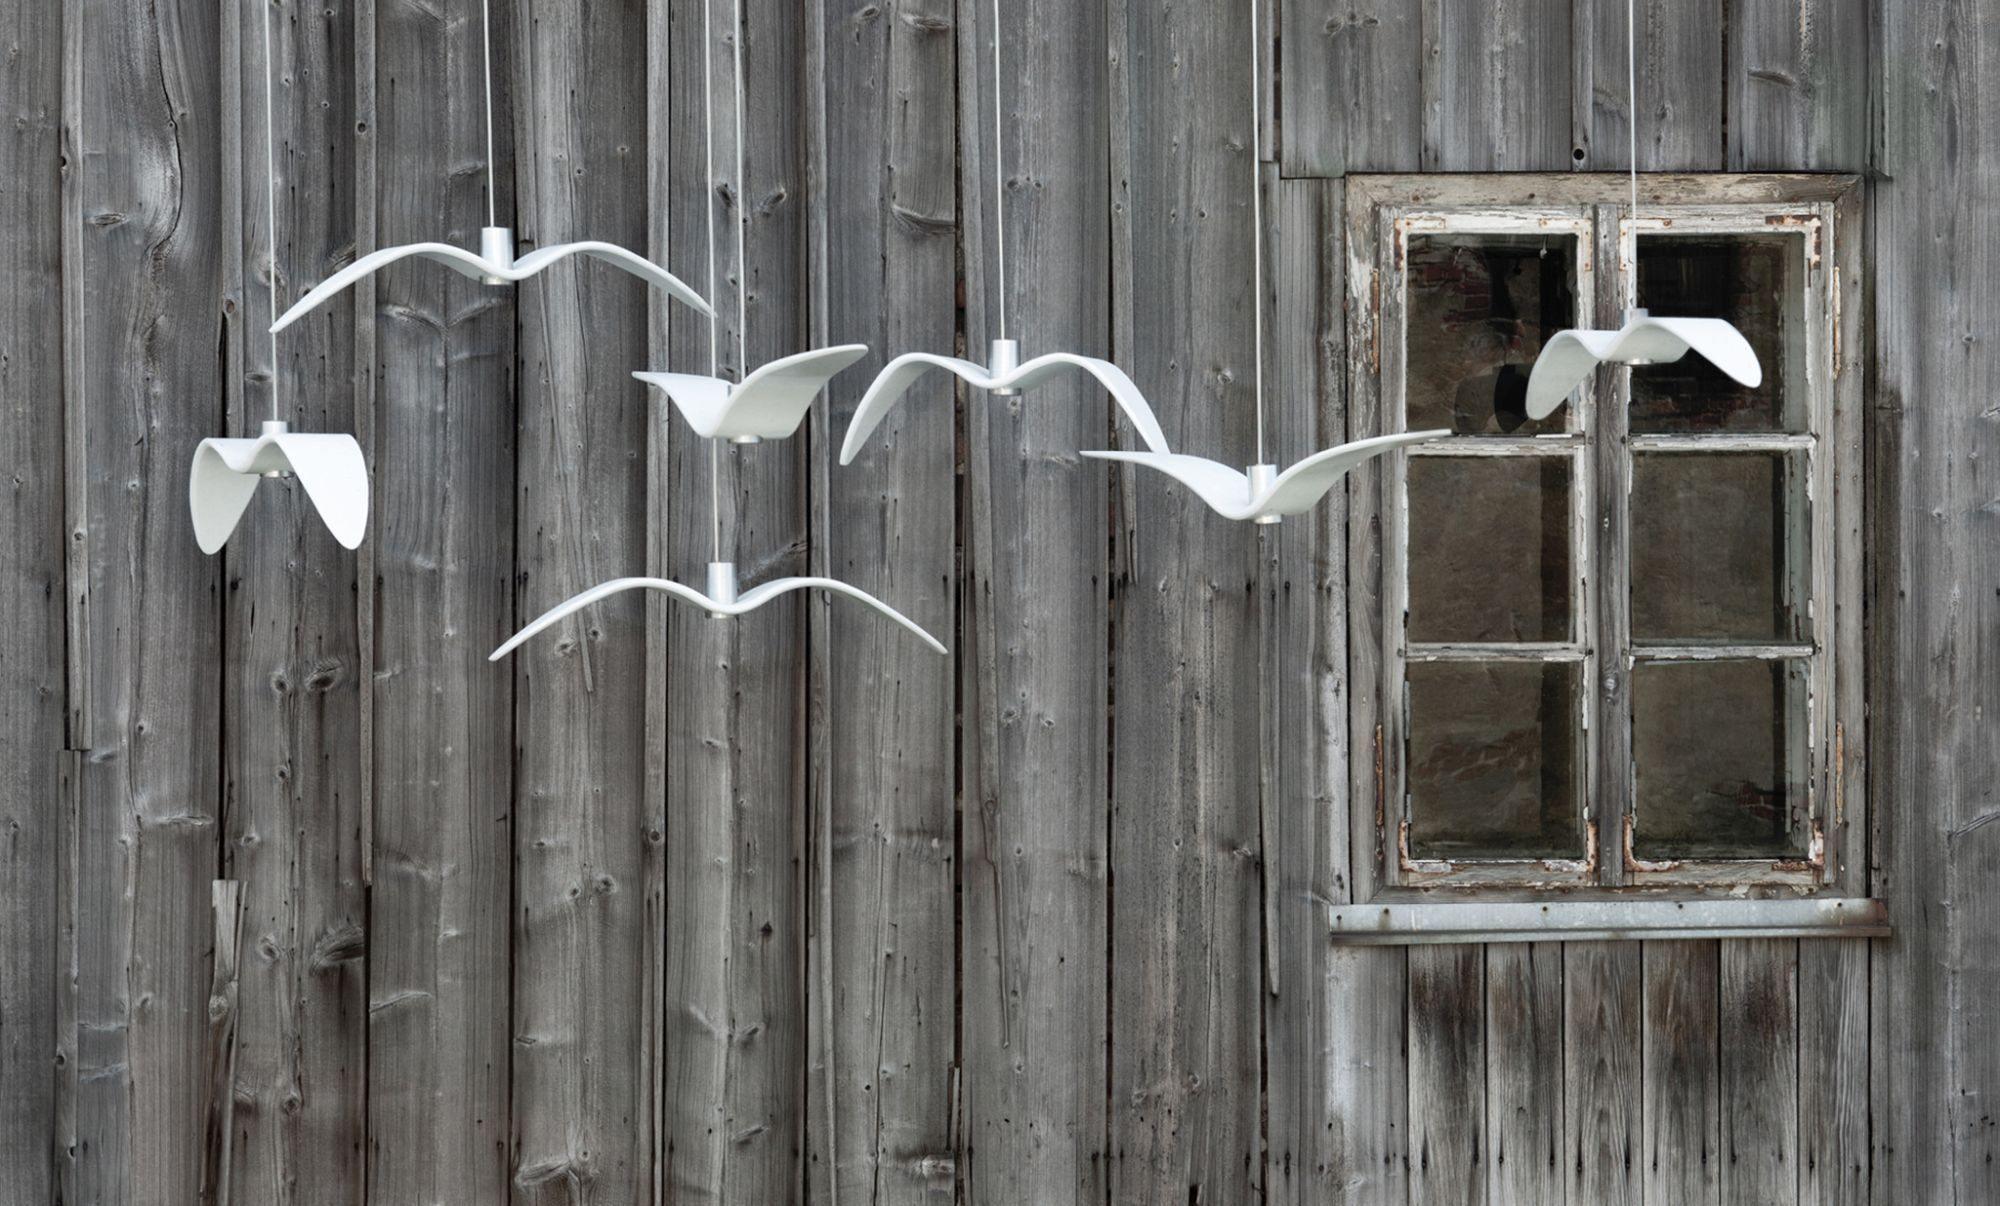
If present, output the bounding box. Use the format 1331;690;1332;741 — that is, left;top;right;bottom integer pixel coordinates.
1407;233;1577;435
1408;660;1581;860
1631;451;1807;643
1409;456;1572;644
1632;659;1809;859
1632;233;1806;433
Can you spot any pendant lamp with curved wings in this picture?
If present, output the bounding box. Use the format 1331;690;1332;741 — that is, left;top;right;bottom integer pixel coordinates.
1522;0;1763;420
192;0;369;554
836;0;1172;465
269;0;711;335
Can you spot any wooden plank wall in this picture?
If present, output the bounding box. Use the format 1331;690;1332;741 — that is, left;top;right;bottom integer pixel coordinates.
9;0;1995;1203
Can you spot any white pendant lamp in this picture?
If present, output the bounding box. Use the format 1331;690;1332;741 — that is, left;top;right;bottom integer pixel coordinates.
1083;1;1448;523
636;0;864;443
491;0;945;661
835;0;1172;466
268;0;712;335
191;0;370;554
1522;0;1763;420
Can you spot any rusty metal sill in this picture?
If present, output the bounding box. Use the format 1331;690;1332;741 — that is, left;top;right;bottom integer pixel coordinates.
1328;898;1888;946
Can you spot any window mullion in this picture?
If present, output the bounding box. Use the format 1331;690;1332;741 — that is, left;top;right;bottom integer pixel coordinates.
1593;202;1633;889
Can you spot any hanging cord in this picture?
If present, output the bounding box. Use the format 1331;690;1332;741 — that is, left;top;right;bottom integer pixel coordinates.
731;0;749;380
700;0;724;562
1627;0;1638;220
480;0;498;227
1248;0;1265;463
263;0;283;422
991;0;1006;340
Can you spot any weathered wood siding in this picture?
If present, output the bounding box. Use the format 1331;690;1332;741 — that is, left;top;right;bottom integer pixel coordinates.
7;0;1991;1203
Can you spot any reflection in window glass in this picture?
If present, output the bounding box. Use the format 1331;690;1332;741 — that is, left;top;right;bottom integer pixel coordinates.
1406;234;1576;436
1409;456;1572;643
1631;452;1807;643
1408;661;1581;860
1633;233;1805;433
1632;659;1809;859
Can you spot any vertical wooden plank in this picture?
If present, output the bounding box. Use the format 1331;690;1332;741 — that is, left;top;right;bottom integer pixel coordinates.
199;881;245;1206
221;0;367;1198
1409;946;1484;1206
1796;941;1865;1206
1873;2;2000;1203
1572;0;1725;171
1642;941;1720;1205
506;0;658;1198
1107;0;1265;1198
1485;943;1561;1206
1563;943;1640;1206
1726;0;1871;171
807;0;958;1200
659;0;811;1201
1280;0;1423;176
1718;939;1798;1204
62;0;227;1197
1421;0;1572;171
0;0;65;1188
362;0;516;1197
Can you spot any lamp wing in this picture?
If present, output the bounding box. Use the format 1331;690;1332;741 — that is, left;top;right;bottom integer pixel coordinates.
1079;451;1254;519
270;242;495;333
189;440;267;554
720;345;872;441
1524;328;1622;420
733;577;948;655
511;241;715;318
271;433;371;550
1259;429;1452;517
632;372;738;439
839;352;995;465
489;577;720;661
1639;316;1763;388
1003;354;1174;455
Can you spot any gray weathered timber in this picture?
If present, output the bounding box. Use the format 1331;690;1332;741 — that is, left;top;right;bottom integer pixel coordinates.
222;1;368;1198
807;0;958;1201
1797;941;1867;1206
1408;945;1483;1206
1643;941;1722;1205
1564;943;1641;1206
199;881;245;1206
507;0;658;1200
1719;939;1798;1204
1108;0;1265;1198
1423;0;1573;171
660;0;811;1201
1280;0;1422;176
1727;0;1871;172
0;0;64;1191
1483;943;1560;1205
62;0;227;1199
362;0;517;1197
1872;1;2000;1202
1572;0;1724;170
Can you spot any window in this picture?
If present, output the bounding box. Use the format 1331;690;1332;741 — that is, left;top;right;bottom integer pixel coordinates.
1338;176;1874;936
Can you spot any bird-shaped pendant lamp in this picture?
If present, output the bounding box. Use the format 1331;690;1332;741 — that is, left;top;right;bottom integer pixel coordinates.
267;0;712;334
490;0;944;661
635;0;864;443
1521;0;1762;420
1081;1;1448;523
834;0;1172;466
191;0;370;554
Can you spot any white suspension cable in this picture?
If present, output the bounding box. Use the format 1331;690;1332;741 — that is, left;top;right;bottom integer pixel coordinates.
731;0;749;381
481;0;498;227
1627;0;1638;220
703;0;719;377
1248;0;1265;463
991;0;1007;340
263;0;283;422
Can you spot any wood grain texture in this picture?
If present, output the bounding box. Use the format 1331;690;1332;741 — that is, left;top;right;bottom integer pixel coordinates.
1564;943;1640;1206
1718;939;1797;1204
1797;941;1866;1206
807;0;958;1201
199;881;245;1206
1572;0;1725;171
222;1;368;1198
1642;942;1721;1205
1483;943;1561;1205
0;0;65;1190
1409;945;1483;1206
1726;0;1871;171
1422;0;1574;171
1280;0;1423;176
362;0;517;1198
62;0;228;1199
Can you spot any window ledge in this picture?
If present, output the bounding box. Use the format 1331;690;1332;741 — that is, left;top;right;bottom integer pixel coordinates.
1328;897;1887;945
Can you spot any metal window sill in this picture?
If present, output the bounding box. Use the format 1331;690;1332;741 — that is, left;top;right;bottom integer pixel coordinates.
1328;897;1888;945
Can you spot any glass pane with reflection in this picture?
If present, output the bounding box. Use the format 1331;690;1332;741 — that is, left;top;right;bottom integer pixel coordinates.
1631;451;1807;643
1632;659;1809;860
1632;232;1806;433
1407;660;1581;860
1407;233;1578;435
1410;456;1573;643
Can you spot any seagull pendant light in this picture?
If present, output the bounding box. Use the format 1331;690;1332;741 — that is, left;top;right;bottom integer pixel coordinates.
267;0;712;334
834;0;1171;466
491;0;944;661
1081;2;1448;523
190;0;370;554
1522;0;1762;420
